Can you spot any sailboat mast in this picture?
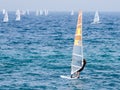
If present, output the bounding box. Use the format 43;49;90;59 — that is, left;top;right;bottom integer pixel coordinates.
81;12;83;64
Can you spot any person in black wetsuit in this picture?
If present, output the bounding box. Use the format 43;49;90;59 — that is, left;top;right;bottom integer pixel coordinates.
71;59;86;78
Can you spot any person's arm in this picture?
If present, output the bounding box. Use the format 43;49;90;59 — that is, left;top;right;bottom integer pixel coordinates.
79;59;86;72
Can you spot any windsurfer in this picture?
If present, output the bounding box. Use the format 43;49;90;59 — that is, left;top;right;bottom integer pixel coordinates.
71;59;86;78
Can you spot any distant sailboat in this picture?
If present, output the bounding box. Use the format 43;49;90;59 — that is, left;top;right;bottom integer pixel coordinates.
36;10;39;16
60;11;84;79
2;9;6;14
40;10;43;15
71;10;74;16
16;9;21;21
91;11;100;24
26;9;30;15
3;11;8;22
44;9;48;16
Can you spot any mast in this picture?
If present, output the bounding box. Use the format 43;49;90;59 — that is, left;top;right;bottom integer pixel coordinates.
71;11;83;75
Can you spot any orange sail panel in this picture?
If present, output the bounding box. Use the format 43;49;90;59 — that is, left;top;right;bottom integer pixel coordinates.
74;11;82;46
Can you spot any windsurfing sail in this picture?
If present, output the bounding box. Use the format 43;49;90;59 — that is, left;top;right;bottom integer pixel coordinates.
16;9;21;21
3;11;8;22
92;11;100;24
71;11;83;75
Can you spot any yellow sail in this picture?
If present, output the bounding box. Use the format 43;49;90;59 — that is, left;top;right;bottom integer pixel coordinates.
74;11;82;46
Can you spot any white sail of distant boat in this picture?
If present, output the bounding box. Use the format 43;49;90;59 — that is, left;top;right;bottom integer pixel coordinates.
60;11;84;79
71;10;74;15
26;9;30;15
3;11;8;22
36;10;39;16
16;9;21;21
40;10;43;15
2;9;6;14
44;9;48;16
92;11;100;24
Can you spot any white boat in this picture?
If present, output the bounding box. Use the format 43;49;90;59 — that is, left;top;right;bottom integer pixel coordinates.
16;9;21;21
3;11;8;22
60;11;84;79
91;11;100;24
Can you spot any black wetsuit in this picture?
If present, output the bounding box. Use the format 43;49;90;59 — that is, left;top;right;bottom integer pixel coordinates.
77;59;86;72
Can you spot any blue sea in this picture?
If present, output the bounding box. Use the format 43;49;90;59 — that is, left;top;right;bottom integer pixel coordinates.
0;11;120;90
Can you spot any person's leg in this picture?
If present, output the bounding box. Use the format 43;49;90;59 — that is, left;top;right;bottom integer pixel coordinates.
76;71;80;78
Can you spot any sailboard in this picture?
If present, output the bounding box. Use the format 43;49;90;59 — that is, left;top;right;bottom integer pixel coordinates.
91;11;100;24
61;11;83;79
60;75;78;79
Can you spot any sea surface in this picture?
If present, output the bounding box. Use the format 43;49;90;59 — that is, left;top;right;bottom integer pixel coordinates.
0;11;120;90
